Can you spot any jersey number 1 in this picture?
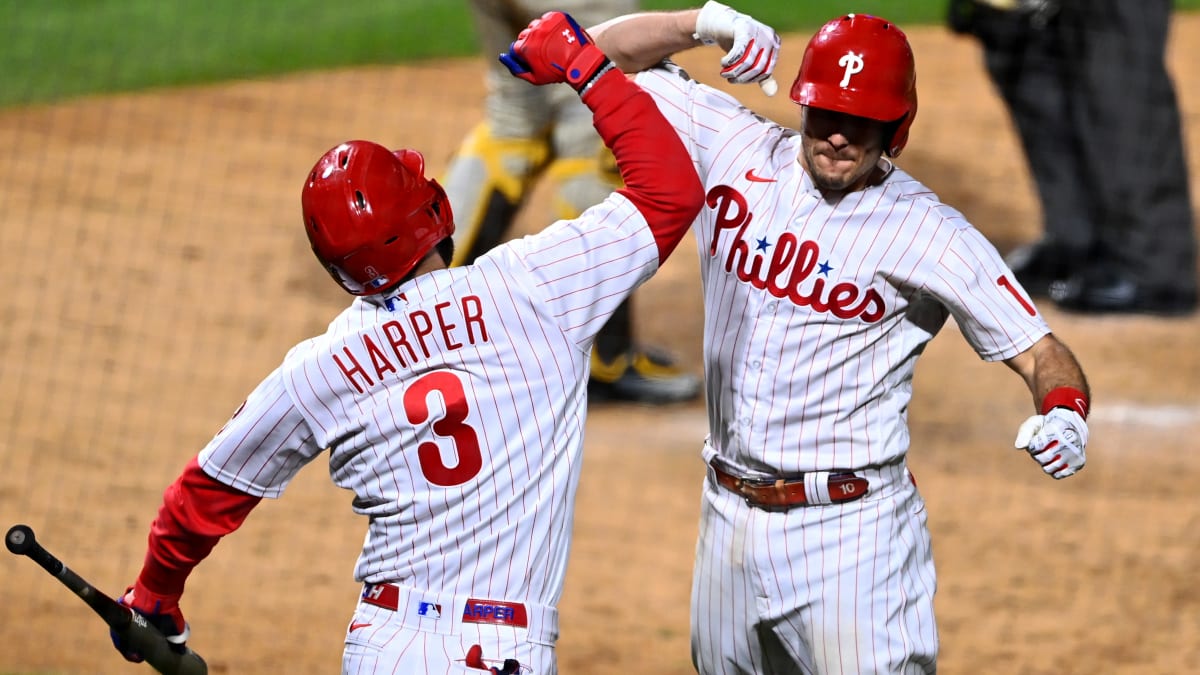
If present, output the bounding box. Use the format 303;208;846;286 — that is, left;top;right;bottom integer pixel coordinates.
404;371;483;487
997;274;1037;316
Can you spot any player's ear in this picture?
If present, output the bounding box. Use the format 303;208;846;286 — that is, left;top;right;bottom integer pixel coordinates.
435;238;455;266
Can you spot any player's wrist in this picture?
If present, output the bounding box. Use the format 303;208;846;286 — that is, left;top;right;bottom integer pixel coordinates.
125;582;188;637
694;0;737;45
576;59;616;98
1040;386;1089;419
568;48;612;92
129;580;181;612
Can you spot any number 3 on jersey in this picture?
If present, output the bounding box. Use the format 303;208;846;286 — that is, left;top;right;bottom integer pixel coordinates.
404;371;483;487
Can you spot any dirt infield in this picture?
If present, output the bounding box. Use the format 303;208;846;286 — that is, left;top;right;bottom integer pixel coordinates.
1;17;1198;675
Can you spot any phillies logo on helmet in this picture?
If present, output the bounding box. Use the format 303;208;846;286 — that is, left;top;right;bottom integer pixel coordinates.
789;14;918;157
837;51;864;87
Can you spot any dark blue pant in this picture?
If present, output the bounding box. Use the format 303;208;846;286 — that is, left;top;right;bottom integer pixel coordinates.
954;0;1196;292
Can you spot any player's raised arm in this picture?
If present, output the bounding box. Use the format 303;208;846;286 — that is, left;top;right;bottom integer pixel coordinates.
500;11;704;263
589;1;780;88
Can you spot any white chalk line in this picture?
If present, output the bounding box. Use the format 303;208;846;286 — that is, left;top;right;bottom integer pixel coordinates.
1089;401;1200;428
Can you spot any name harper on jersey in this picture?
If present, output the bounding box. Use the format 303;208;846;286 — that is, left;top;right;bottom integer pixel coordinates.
332;294;490;394
707;185;885;322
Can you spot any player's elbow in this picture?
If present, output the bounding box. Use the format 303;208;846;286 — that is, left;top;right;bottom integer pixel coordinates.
631;162;704;264
629;165;703;227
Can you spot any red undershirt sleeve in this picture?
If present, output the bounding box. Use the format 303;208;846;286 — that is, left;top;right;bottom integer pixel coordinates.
582;67;704;265
136;457;262;596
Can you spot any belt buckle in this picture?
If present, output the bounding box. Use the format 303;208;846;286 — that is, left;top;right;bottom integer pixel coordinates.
709;461;794;510
731;471;804;511
737;475;777;492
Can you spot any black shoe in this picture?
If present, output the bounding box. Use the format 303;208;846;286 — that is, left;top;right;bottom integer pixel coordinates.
1049;267;1197;316
1005;241;1079;298
588;347;701;404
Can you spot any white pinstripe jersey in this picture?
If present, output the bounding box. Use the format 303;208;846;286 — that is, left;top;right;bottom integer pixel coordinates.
197;191;659;607
636;63;1051;474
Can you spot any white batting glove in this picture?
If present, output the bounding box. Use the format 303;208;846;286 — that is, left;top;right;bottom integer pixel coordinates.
1013;408;1088;479
693;0;781;87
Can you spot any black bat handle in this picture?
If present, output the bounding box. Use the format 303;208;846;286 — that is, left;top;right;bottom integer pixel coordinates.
7;524;207;675
6;524;124;622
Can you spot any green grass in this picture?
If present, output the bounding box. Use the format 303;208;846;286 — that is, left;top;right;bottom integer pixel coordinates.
2;0;1198;107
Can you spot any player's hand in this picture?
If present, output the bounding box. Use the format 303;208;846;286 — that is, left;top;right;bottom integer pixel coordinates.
110;582;190;661
1013;408;1088;479
500;11;611;92
694;0;781;86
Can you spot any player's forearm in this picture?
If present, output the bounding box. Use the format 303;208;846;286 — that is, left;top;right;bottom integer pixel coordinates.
137;457;261;595
1008;334;1091;414
589;10;704;73
581;69;703;263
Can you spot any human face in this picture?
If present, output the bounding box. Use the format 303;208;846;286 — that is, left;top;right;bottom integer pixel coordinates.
799;106;887;193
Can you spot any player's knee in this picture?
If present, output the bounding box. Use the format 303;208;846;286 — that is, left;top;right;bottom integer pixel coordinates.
442;124;553;264
454;123;551;202
546;154;623;220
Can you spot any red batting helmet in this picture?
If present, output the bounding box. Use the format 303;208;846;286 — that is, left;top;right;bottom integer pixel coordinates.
790;14;918;157
301;140;454;295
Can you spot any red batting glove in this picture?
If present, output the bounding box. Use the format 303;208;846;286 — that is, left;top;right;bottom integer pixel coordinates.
465;644;522;674
499;11;611;91
110;582;190;661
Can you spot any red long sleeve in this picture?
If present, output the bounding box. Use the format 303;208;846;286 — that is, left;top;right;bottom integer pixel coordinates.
136;457;261;596
582;67;704;264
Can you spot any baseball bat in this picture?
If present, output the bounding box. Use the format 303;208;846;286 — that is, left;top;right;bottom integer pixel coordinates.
5;524;208;675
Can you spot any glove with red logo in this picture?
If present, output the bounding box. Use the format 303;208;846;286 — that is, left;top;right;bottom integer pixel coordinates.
499;11;612;93
110;582;190;662
1013;407;1088;479
465;644;522;674
693;0;781;86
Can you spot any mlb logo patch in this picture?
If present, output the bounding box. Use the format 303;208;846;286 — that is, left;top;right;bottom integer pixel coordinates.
416;601;442;620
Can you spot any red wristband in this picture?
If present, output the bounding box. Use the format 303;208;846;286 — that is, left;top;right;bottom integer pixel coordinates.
1041;386;1089;419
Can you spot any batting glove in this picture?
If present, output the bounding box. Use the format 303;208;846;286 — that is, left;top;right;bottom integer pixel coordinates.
693;0;781;86
1013;408;1088;479
465;643;522;674
499;11;612;93
111;583;190;662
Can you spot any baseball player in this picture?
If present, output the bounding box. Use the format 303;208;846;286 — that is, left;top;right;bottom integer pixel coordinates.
109;12;702;674
442;0;703;404
590;3;1093;672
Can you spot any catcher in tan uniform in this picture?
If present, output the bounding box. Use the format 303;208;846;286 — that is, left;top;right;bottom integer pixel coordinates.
442;0;702;404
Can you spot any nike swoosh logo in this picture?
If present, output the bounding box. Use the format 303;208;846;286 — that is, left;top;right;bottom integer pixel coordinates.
349;622;372;632
745;169;776;183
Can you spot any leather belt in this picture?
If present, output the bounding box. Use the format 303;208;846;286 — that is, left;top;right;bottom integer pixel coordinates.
362;583;529;628
708;460;870;509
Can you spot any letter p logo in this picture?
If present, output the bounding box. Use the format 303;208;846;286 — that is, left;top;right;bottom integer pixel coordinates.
837;51;865;87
